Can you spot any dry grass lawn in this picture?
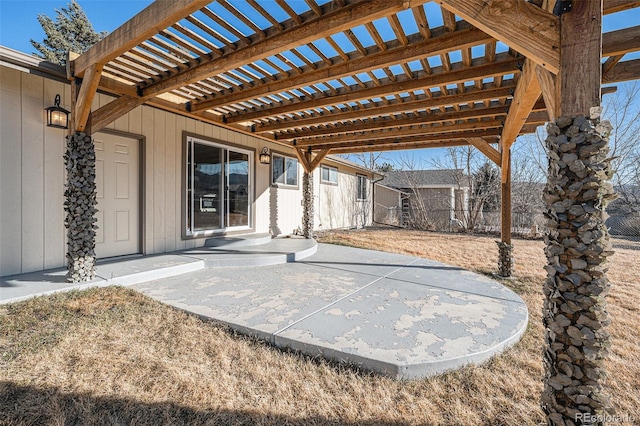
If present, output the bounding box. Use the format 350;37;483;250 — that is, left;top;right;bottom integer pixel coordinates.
1;229;638;425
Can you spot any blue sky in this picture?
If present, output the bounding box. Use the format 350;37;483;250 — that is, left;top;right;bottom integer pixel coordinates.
1;1;638;168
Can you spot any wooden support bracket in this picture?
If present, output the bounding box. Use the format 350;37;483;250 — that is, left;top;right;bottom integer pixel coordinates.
467;137;501;165
295;147;312;174
535;65;557;122
88;96;144;134
74;64;103;133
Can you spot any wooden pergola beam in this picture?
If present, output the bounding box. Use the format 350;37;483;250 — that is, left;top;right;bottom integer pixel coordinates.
72;0;211;78
280;105;508;140
189;26;494;112
225;57;521;123
437;0;560;73
602;25;640;57
603;0;640;14
603;58;640;83
254;85;515;133
140;0;418;98
295;119;503;146
330;139;476;154
296;128;501;151
467;137;501;165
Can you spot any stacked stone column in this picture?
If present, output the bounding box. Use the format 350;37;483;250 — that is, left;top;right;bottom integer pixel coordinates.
64;132;98;282
496;241;514;278
542;113;616;425
302;171;314;239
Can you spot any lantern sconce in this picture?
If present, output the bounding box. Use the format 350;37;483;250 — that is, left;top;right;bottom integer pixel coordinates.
259;147;271;164
45;94;70;129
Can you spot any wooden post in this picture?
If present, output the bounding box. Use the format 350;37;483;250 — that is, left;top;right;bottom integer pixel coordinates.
541;1;614;424
497;146;513;277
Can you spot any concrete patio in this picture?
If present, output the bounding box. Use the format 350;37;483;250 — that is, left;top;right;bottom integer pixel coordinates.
0;237;528;379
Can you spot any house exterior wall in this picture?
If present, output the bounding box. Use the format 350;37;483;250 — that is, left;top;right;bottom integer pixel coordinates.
0;63;373;276
315;164;372;231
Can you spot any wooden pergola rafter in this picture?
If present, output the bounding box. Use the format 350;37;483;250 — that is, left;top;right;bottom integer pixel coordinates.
66;0;639;266
67;0;640;159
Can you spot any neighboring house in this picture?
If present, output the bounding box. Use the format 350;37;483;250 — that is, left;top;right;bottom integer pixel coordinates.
0;47;376;277
376;170;470;231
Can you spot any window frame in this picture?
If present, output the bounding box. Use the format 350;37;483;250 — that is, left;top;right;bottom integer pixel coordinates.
320;164;339;185
356;174;368;201
271;152;299;189
182;133;254;239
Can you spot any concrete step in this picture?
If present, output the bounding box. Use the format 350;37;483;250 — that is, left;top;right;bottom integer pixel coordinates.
204;232;272;248
183;237;317;268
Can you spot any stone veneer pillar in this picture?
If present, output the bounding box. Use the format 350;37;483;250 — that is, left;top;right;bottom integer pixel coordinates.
302;171;314;239
496;241;514;278
541;112;616;425
64;131;98;282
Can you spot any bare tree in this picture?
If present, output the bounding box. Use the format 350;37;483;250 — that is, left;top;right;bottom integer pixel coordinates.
603;82;640;205
340;152;387;170
429;146;500;231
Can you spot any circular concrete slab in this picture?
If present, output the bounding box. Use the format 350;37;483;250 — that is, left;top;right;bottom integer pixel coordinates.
133;243;529;380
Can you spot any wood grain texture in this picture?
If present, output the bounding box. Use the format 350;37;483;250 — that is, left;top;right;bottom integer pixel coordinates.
603;0;640;14
288;105;508;141
74;64;103;132
225;58;521;123
558;0;602;117
603;58;640;83
190;26;493;112
437;0;560;72
535;65;557;122
467;137;501;165
255;85;515;132
73;0;211;77
89;96;144;134
602;25;640;57
141;0;413;97
500;58;541;151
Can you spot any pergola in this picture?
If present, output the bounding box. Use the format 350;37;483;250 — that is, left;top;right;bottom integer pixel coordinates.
63;1;639;423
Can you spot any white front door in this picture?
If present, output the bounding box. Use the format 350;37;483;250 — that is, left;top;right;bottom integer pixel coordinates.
94;132;140;258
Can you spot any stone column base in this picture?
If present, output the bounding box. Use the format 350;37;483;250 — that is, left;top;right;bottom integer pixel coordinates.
496;241;514;278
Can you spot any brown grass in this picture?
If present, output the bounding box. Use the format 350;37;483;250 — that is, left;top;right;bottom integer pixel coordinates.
1;229;638;425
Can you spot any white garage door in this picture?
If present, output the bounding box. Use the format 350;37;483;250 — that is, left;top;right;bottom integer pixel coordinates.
94;132;140;258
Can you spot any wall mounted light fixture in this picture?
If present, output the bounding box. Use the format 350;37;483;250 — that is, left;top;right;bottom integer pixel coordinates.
45;94;70;129
259;147;271;164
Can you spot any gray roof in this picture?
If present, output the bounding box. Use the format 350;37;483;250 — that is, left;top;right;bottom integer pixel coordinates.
380;169;468;188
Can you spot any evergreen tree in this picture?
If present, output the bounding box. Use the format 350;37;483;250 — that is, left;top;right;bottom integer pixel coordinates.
30;0;107;66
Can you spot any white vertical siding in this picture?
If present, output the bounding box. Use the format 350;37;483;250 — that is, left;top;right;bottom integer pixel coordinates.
1;67;24;275
316;164;373;230
0;64;374;276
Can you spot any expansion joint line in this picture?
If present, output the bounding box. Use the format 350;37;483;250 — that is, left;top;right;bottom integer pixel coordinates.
272;258;421;336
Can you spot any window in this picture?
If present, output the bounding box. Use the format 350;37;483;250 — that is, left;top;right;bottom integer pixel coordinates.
321;165;338;184
357;174;368;200
272;153;298;187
